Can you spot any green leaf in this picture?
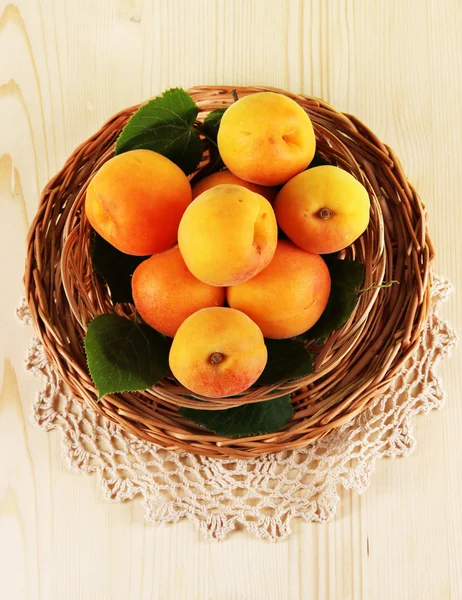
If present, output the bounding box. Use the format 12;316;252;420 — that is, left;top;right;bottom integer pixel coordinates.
85;314;170;399
180;394;293;437
257;338;313;385
299;256;365;342
91;232;149;304
202;108;226;143
115;87;204;175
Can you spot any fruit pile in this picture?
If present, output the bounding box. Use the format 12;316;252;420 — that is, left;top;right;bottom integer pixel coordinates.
86;92;370;399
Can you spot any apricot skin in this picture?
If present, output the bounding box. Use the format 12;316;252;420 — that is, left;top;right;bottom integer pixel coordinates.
132;246;225;338
169;307;268;398
217;92;316;186
274;165;370;255
192;170;277;203
85;149;192;256
178;184;278;287
227;240;331;339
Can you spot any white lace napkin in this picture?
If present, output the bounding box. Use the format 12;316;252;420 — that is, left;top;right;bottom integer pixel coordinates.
17;275;456;541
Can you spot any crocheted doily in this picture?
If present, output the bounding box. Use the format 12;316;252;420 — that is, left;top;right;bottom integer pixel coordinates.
17;275;456;541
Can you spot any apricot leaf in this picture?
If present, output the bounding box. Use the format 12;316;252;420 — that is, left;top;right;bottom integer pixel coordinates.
202;108;226;143
179;394;293;437
299;256;365;342
115;87;203;175
257;338;313;385
85;314;170;399
91;232;149;304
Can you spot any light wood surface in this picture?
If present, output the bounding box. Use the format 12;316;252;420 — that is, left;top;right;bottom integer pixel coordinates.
1;1;461;598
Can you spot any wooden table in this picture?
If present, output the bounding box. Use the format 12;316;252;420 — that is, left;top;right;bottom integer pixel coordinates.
1;1;461;598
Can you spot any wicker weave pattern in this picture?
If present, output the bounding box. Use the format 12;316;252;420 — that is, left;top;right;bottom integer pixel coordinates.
25;86;433;458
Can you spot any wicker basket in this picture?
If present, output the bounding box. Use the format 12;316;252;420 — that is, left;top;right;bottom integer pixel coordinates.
25;85;433;459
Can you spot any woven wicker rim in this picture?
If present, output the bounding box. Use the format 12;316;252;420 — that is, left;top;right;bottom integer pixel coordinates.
25;85;433;458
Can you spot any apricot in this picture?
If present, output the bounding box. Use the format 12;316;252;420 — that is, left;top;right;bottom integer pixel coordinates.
178;184;278;286
85;149;192;256
192;169;277;203
217;92;316;186
227;240;331;339
132;246;225;337
274;165;370;255
169;307;267;398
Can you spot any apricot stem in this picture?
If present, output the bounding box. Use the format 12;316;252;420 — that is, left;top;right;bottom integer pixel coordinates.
318;208;332;219
232;89;239;102
209;352;224;364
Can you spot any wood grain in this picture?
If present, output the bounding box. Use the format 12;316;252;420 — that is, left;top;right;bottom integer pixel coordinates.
1;0;460;598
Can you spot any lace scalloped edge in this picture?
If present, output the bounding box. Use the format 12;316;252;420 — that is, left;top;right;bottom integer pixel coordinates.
16;275;457;542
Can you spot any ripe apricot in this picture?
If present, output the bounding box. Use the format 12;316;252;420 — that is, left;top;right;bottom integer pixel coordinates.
178;184;278;286
217;92;316;186
274;165;370;254
169;307;267;398
85;149;192;256
227;240;331;339
192;169;277;203
132;246;225;337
